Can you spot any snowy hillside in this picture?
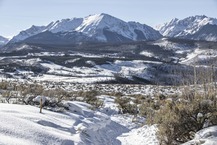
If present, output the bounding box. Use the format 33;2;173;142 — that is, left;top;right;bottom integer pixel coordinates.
0;35;9;46
2;39;217;85
156;15;217;41
0;95;158;145
9;13;161;43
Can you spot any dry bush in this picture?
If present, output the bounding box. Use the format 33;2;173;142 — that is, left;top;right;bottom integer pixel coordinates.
139;98;160;116
0;81;9;90
115;96;138;114
143;64;217;144
76;90;103;109
106;92;123;98
2;91;11;103
146;93;217;144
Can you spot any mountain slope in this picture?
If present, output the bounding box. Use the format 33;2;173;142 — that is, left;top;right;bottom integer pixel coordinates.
10;18;83;43
0;35;9;46
189;24;217;41
157;15;217;41
22;31;97;45
9;13;162;44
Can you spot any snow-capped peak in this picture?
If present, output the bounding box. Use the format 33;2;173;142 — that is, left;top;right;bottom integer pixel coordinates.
75;13;161;41
157;15;217;38
75;13;113;32
75;13;132;40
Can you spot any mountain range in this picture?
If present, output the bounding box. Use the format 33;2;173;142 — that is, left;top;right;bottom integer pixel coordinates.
9;13;162;45
156;15;217;41
1;14;217;47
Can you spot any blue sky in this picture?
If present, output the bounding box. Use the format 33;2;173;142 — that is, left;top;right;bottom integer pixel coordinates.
0;0;217;38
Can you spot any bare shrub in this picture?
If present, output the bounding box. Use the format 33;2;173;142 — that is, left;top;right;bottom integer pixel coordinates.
115;96;138;114
146;94;217;144
0;81;9;90
75;90;103;109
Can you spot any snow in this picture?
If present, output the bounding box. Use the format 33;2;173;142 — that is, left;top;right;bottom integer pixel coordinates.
49;18;83;33
23;58;42;65
180;46;217;65
40;61;114;78
75;14;107;40
97;95;119;115
153;38;195;51
118;125;159;145
180;48;205;63
0;95;159;145
0;104;74;145
13;44;33;51
140;51;154;57
183;126;217;145
97;60;152;80
68;52;120;58
15;69;34;74
33;74;115;83
65;58;80;64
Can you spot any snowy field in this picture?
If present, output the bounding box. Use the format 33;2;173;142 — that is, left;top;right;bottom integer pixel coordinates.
0;95;159;145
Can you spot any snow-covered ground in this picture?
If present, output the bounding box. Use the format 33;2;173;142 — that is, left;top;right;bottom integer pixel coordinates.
152;38;194;51
183;126;217;145
180;48;205;64
0;86;217;145
0;95;159;145
2;38;217;86
4;57;158;83
118;125;158;145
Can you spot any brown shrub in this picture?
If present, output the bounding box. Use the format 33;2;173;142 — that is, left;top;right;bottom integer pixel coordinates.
146;94;217;144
